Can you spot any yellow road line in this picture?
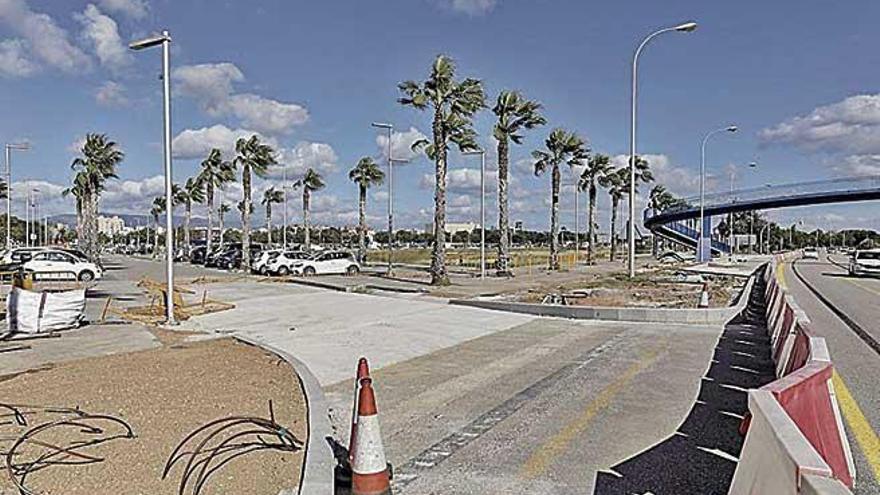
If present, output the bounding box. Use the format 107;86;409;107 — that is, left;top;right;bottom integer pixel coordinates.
520;349;660;479
832;371;880;482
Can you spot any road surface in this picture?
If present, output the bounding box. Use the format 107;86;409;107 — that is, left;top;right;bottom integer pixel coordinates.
784;253;880;494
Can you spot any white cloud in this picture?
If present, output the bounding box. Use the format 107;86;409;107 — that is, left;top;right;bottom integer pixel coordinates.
376;126;428;162
97;0;148;20
94;80;128;107
75;4;131;71
273;141;338;178
760;94;880;155
832;155;880;177
0;38;37;77
171;124;270;160
446;0;497;15
172;62;308;135
419;168;499;195
0;0;91;73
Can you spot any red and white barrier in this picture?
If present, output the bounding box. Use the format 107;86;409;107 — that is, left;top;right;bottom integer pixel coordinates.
730;254;856;493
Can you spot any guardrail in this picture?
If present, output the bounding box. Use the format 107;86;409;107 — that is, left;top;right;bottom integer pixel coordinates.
729;254;855;494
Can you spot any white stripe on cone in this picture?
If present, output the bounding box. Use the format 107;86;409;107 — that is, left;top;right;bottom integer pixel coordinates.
352;414;387;474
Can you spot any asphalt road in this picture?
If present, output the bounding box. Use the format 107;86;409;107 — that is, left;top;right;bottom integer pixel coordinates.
784;253;880;494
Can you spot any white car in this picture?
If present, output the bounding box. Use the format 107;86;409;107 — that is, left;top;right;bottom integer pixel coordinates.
266;250;311;276
291;251;360;276
2;247;46;265
849;249;880;277
23;250;103;282
251;249;281;275
803;247;819;260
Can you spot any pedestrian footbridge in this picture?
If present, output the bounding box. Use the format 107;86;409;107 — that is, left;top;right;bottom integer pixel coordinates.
644;175;880;260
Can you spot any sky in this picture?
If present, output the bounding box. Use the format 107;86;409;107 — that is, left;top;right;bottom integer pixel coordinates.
1;0;879;234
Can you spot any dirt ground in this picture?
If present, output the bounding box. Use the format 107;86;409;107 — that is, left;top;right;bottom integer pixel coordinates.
0;335;307;495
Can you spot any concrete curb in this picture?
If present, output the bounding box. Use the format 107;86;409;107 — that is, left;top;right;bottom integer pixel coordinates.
233;335;334;495
448;274;755;325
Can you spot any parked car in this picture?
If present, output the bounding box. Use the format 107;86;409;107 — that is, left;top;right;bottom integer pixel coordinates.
2;247;47;264
252;249;283;275
290;251;360;276
205;244;238;267
266;250;311;276
803;247;819;260
190;245;208;264
849;249;880;277
216;245;263;270
23;249;103;281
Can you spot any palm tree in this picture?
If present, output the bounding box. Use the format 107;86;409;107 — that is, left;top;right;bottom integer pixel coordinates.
62;172;88;244
600;169;625;262
70;133;123;261
348;157;385;263
261;186;285;245
649;184;676;256
398;55;485;285
295;168;325;250
174;177;205;258
578;154;613;265
218;202;231;247
619;156;654;260
532;129;590;270
492;90;546;276
234;135;277;269
150;196;165;258
197;148;236;257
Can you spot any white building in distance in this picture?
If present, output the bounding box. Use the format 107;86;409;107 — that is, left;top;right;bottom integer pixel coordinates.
97;215;125;237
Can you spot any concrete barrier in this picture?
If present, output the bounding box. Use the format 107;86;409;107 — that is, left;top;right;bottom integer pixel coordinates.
449;275;755;325
730;254;855;494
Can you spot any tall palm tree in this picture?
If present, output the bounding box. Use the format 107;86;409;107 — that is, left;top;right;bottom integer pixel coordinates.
150;196;165;258
70;133;123;261
234;135;277;269
348;157;385;263
600;169;625;262
492;90;546;276
532;129;590;270
197;148;236;257
648;184;676;256
398;55;485;285
578;154;612;265
62;172;88;244
261;186;285;245
218;202;231;247
295;168;325;250
619;156;654;260
174;177;205;257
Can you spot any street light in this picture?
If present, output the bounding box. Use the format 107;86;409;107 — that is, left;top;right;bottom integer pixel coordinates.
463;149;486;279
131;30;176;325
698;125;737;262
5;142;29;247
372;122;408;275
628;21;698;278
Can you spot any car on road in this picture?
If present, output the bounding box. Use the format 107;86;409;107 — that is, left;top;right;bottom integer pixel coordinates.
803;247;819;260
849;249;880;277
266;250;311;276
23;249;103;281
290;250;360;276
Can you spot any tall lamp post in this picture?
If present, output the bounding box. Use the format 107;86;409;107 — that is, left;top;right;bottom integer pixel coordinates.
698;125;738;261
463;149;486;279
5;142;29;247
371;122;408;275
130;30;175;325
628;21;698;278
282;165;288;249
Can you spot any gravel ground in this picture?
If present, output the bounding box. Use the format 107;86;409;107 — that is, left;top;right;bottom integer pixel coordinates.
0;335;307;495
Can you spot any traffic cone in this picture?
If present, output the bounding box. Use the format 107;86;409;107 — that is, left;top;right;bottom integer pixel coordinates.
351;377;391;495
349;357;371;463
698;282;710;308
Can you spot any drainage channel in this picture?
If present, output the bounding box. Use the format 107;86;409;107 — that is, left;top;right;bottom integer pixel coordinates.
390;330;634;492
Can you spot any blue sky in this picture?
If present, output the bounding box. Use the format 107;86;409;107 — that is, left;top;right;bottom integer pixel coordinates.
1;0;879;233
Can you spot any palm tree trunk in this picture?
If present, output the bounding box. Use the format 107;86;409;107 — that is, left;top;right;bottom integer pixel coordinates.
266;204;273;245
241;166;252;269
153;215;159;258
588;183;596;265
549;164;560;270
303;190;311;249
496;136;511;276
219;210;224;247
610;197;618;262
358;185;367;263
431;110;449;285
184;200;192;259
206;184;214;257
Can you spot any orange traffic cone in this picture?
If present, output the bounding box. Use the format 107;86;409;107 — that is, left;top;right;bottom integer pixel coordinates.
349;357;371;463
351;377;391;495
698;282;710;308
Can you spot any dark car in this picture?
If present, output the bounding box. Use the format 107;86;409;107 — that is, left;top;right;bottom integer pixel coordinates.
205;244;239;267
190;246;208;264
215;245;263;270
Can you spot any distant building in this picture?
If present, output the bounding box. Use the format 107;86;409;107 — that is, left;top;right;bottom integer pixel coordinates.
97;215;125;237
423;222;480;235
